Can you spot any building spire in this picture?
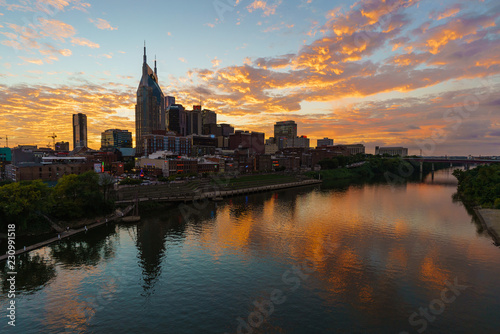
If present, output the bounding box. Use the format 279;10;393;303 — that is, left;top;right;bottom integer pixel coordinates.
143;40;147;64
154;54;157;77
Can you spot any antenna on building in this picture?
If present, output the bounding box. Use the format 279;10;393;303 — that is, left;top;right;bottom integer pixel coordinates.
143;40;147;63
154;54;157;76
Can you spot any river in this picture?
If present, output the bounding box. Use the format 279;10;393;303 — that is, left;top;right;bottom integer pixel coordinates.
1;169;499;333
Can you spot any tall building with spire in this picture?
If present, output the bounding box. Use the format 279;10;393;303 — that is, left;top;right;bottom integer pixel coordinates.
135;43;165;155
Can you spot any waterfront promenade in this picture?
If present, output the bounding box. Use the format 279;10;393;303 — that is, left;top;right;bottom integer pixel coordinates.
475;208;500;244
115;178;322;204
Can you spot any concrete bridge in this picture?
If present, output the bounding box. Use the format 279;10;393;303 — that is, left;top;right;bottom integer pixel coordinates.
403;157;499;164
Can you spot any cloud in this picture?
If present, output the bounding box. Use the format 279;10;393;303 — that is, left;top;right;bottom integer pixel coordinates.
71;37;100;48
18;57;44;65
0;82;135;148
416;11;499;54
211;57;221;68
162;0;500;121
89;18;117;31
247;0;282;16
430;4;462;21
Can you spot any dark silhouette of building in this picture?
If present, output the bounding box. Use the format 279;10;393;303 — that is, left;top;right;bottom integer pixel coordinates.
168;104;187;136
135;44;166;155
55;141;70;151
73;113;87;149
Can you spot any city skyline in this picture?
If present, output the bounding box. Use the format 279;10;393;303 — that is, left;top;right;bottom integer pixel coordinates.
1;0;499;155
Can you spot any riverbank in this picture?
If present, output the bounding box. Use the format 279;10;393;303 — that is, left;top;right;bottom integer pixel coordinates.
115;178;322;204
0;205;134;261
474;208;500;244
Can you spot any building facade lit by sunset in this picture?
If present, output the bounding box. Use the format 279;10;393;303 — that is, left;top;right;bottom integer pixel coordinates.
101;129;133;151
135;45;165;155
274;121;297;139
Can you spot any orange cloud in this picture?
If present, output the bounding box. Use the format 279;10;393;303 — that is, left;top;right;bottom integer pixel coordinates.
89;18;117;31
420;14;497;54
430;4;462;21
18;57;44;65
71;37;100;48
247;0;281;16
38;18;76;41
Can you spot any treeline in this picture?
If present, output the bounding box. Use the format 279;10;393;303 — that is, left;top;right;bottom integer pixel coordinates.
308;155;451;185
0;171;114;233
453;164;500;209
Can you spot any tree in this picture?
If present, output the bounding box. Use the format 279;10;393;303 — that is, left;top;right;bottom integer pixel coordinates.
0;180;52;230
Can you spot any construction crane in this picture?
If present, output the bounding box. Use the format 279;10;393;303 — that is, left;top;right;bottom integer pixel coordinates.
0;136;8;147
48;133;57;149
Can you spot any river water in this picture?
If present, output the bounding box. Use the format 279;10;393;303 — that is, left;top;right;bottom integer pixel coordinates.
1;169;500;334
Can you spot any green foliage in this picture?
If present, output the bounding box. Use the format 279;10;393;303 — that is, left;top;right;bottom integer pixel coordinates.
0;171;114;233
0;179;13;186
50;171;112;220
0;180;52;230
307;156;422;186
494;198;500;210
454;164;500;208
318;154;366;170
119;177;142;185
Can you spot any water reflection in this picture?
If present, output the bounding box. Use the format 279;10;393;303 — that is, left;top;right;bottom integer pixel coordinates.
50;225;118;267
2;169;500;334
0;253;55;297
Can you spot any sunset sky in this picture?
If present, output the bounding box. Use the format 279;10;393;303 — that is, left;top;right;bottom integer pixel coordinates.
0;0;499;155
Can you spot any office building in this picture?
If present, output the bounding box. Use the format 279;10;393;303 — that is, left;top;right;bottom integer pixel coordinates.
142;133;192;156
317;138;334;147
375;146;408;157
284;136;310;149
274;121;297;139
168;104;187;136
55;141;70;151
73;113;87;149
101;129;133;151
202;109;217;125
135;45;166;155
342;144;365;155
186;107;203;135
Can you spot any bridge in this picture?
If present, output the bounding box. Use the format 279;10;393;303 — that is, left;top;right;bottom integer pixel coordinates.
403;157;499;164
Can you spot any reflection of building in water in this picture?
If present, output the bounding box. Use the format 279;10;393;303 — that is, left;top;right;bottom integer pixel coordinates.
135;218;168;294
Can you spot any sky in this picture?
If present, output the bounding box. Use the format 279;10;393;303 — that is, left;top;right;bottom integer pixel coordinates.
0;0;499;155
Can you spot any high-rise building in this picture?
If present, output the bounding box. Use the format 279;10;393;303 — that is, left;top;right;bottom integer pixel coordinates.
165;96;176;108
135;45;166;155
168;104;187;136
73;113;87;149
202;109;217;126
186;107;203;135
317;138;334;147
274;120;297;139
101;129;133;151
284;136;310;149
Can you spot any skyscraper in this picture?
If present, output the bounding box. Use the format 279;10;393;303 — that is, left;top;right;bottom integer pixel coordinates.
135;44;165;155
274;120;297;139
168;104;187;136
101;129;133;151
73;113;87;149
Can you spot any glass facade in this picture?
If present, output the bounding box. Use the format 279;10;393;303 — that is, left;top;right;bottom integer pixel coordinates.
135;47;165;155
72;113;87;149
